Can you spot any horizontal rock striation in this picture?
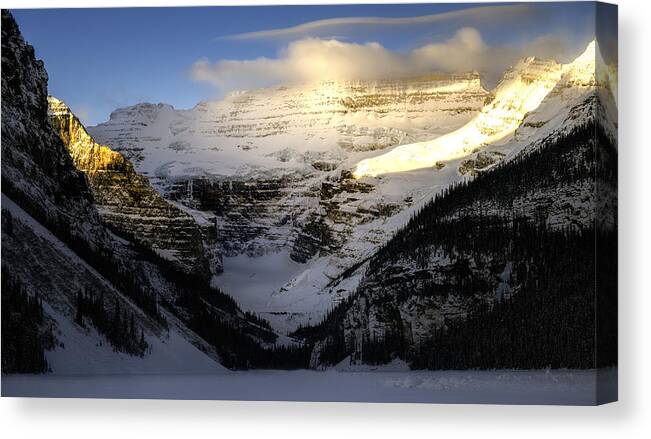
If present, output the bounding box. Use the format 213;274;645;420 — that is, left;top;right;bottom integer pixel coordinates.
88;73;489;177
85;39;617;336
166;169;382;262
85;73;489;272
47;97;221;275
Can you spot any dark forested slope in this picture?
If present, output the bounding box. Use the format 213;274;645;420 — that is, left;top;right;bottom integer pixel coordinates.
297;110;617;370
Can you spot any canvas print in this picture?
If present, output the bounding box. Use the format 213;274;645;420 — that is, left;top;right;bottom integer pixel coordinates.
1;2;617;405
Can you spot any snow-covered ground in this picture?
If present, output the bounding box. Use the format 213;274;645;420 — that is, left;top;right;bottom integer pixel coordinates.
43;303;226;375
217;251;305;313
1;368;616;405
2;194;225;374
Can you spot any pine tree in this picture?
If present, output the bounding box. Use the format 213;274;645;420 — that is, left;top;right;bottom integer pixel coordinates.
75;290;84;326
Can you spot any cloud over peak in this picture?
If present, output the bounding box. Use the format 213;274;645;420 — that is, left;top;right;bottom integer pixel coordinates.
191;28;569;91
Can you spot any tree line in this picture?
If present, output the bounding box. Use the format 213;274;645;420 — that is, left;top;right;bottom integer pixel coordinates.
74;289;149;356
1;269;52;373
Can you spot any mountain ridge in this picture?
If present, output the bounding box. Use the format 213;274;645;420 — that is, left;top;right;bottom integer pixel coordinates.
88;72;490;179
352;40;611;177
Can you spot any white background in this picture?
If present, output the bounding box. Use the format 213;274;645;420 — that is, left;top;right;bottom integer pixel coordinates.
1;0;649;437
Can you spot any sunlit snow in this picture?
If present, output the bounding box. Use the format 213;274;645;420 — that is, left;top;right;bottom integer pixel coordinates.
352;41;600;177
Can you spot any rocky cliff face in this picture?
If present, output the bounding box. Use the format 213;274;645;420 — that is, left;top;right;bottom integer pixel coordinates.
1;11;103;246
1;10;185;371
300;47;618;367
47;97;221;276
352;57;566;177
353;41;617;179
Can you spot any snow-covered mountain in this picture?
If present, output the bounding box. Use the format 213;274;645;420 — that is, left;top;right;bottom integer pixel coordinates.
353;41;616;177
303;107;617;369
302;92;618;371
89;73;489;179
1;4;618;381
2;195;225;375
1;11;216;373
85;72;488;331
296;40;618;369
84;39;616;335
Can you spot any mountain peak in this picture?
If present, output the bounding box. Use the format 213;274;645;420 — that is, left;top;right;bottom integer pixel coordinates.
579;40;597;61
556;39;603;91
47;95;73;116
567;40;597;70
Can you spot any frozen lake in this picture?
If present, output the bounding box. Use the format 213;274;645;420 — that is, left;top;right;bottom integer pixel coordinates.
1;368;616;405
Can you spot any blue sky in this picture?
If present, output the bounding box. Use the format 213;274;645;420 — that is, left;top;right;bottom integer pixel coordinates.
12;3;597;126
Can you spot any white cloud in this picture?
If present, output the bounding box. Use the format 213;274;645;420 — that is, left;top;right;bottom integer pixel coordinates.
191;28;569;91
219;4;536;41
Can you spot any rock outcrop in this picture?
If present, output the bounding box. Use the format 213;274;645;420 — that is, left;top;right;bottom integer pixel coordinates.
47;97;221;275
82;74;487;293
353;41;617;178
301;45;619;366
1;11;102;245
84;72;483;271
1;10;180;370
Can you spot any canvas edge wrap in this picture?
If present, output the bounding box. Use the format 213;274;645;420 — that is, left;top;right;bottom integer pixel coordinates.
595;0;618;406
